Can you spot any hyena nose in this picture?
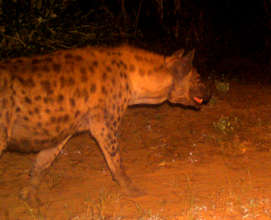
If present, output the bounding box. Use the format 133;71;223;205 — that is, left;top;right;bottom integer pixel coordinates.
202;89;212;104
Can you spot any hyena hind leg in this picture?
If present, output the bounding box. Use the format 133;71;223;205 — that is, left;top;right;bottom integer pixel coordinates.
0;127;8;158
20;135;72;207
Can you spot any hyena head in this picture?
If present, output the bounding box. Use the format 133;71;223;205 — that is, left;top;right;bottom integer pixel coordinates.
166;49;210;108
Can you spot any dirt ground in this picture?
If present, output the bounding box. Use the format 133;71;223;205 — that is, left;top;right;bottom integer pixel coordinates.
1;62;271;219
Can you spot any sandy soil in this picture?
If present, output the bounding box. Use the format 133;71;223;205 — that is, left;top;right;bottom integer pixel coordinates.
1;65;271;219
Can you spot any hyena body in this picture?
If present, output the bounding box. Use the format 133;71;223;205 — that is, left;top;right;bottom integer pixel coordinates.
0;45;209;205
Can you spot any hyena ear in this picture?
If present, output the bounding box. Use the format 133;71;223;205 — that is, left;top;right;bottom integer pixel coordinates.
165;49;185;67
173;48;185;59
165;48;195;77
180;49;195;74
182;49;195;65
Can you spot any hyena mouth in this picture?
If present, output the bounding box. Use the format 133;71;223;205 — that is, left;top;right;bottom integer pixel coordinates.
193;96;203;104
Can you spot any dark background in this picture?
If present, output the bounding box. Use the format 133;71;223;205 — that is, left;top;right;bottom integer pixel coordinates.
0;0;270;80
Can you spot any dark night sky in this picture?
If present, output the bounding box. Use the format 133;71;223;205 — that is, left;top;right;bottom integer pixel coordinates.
1;0;270;63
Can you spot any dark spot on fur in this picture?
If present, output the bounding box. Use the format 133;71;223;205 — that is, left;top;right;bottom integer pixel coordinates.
118;91;122;99
60;76;75;87
135;55;143;61
111;59;117;65
53;63;61;73
23;116;29;121
45;108;51;113
81;71;88;82
35;95;41;101
111;77;116;86
60;76;65;88
106;66;112;72
129;64;135;72
45;57;53;62
32;59;40;64
43;129;49;135
4;60;11;64
5;112;10;123
55;114;69;123
74;88;81;97
34;107;40;114
16;77;34;87
125;82;129;91
82;88;89;102
90;84;96;93
28;110;33;115
15;107;21;112
89;51;95;57
31;65;39;72
1;98;7;108
65;53;73;59
70;98;75;107
43;97;49;103
40;80;53;95
57;94;64;103
16;59;23;64
101;86;107;95
139;69;145;76
16;77;24;84
52;80;57;87
112;94;117;100
88;65;94;73
11;97;15;106
68;77;75;86
63;114;69;122
55;126;60;132
92;61;98;67
80;67;86;74
75;55;83;61
120;61;127;69
0;65;7;70
42;65;50;72
75;110;80;118
25;97;32;104
50;116;56;123
107;133;113;141
102;72;107;80
105;121;110;128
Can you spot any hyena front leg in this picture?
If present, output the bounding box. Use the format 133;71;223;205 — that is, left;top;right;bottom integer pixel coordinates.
89;118;144;197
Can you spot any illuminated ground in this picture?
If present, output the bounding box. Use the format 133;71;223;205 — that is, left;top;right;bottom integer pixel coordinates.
1;76;271;219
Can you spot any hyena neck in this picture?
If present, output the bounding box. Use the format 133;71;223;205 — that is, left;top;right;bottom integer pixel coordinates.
128;67;173;105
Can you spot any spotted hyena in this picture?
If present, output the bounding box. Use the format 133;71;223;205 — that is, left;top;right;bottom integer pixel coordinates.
0;45;209;205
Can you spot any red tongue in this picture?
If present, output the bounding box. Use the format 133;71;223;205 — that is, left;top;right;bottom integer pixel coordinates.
193;97;203;104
